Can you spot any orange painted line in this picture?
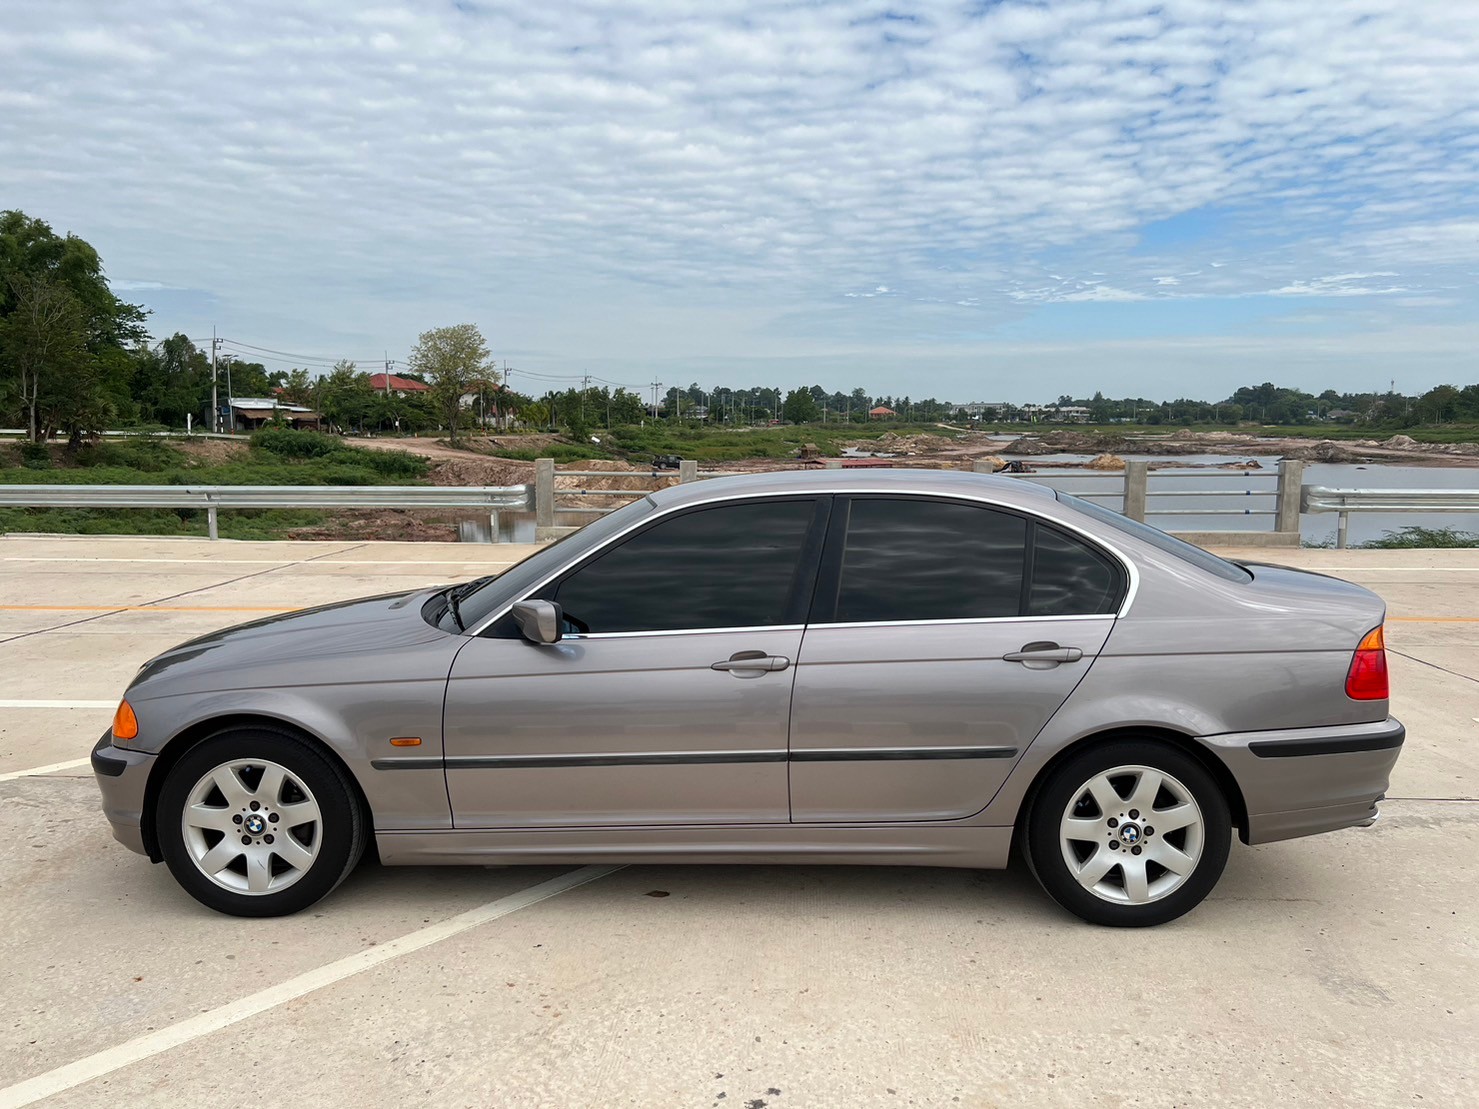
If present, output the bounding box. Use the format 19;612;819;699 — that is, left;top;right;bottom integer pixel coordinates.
0;604;297;613
1387;616;1479;623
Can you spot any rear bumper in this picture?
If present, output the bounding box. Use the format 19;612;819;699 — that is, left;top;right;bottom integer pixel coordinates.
1197;717;1404;845
92;730;154;856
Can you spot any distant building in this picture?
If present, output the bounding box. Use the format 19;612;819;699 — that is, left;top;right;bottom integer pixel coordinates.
225;397;320;430
369;373;430;395
869;405;897;419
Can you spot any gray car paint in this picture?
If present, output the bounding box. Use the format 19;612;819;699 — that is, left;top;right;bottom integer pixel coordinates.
94;469;1400;869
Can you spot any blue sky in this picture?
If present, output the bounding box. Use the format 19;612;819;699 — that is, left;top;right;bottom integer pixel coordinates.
2;0;1477;402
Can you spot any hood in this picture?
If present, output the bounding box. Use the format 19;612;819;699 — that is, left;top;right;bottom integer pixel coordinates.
129;587;458;695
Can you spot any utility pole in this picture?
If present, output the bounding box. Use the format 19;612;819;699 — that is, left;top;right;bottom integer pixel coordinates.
582;373;590;428
650;380;661;420
210;328;221;432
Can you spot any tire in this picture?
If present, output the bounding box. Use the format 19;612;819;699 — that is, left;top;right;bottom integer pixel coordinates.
157;727;367;917
1026;739;1231;927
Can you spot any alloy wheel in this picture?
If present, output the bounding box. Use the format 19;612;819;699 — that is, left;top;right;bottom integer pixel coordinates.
1058;764;1205;905
180;758;323;895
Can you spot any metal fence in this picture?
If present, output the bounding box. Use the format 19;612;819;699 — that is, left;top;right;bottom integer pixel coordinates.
1302;486;1479;548
0;484;529;540
4;460;1474;547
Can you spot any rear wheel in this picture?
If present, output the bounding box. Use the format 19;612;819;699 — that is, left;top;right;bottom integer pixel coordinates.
157;728;366;917
1026;740;1231;927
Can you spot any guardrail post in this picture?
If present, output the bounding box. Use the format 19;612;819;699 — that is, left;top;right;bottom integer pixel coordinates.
206;503;219;541
1123;460;1148;522
678;459;698;483
1337;512;1350;550
1275;459;1305;538
535;458;555;529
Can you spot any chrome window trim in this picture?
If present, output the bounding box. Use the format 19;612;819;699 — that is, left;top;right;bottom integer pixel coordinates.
804;613;1117;633
564;624;805;641
466;486;1140;637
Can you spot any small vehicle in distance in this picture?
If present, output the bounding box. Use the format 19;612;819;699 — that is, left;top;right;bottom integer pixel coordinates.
93;470;1402;925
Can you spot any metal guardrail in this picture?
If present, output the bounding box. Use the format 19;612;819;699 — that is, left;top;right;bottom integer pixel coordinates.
0;484;530;540
1302;486;1479;548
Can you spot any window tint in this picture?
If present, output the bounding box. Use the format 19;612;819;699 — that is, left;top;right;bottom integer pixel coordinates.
835;498;1026;622
1056;492;1252;583
553;499;817;633
1030;525;1121;615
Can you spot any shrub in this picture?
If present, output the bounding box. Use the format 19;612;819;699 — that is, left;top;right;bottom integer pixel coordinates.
1359;526;1479;549
251;428;344;459
74;438;185;472
20;443;51;470
327;449;428;479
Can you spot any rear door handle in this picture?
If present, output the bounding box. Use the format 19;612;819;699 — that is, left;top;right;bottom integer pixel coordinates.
1003;643;1083;664
711;651;791;673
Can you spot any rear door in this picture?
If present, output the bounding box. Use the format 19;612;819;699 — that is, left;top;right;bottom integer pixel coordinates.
787;495;1125;823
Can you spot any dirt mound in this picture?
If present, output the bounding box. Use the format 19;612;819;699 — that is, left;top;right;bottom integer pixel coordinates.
429;456;533;487
1382;434;1419;449
178;438;248;464
1000;437;1055;455
1086;452;1125;470
869;432;956;455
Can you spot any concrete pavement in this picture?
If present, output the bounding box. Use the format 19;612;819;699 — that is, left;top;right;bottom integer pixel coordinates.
1;535;1476;1107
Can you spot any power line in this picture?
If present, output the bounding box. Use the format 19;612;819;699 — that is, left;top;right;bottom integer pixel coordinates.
216;338;391;364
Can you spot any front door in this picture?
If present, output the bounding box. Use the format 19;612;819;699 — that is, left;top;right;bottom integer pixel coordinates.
788;495;1125;822
443;496;829;827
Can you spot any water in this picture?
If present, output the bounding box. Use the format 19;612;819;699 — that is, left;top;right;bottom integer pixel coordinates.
1017;455;1479;545
482;456;1479;547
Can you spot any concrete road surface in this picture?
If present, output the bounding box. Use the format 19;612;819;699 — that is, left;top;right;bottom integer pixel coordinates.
1;535;1475;1108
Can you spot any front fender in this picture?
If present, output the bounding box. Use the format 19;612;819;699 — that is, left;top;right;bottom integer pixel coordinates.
131;681;452;831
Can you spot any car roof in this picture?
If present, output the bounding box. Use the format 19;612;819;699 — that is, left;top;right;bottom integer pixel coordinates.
647;467;1058;509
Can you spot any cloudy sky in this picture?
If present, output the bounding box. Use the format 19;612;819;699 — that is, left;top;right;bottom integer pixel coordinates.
3;0;1477;402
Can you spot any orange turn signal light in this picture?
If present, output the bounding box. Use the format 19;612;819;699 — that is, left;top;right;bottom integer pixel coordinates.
112;699;139;741
1346;624;1389;701
389;736;422;747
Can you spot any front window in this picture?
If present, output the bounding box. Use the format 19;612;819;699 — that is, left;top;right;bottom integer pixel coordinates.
551;498;822;634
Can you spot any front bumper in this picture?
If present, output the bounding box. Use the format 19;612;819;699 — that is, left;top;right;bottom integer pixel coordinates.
1198;717;1404;845
91;730;155;856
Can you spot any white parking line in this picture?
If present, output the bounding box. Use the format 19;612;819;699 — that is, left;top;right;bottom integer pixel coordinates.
0;699;117;708
0;758;91;782
0;863;623;1109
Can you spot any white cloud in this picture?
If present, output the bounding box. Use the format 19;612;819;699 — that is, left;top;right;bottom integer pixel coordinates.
0;0;1475;395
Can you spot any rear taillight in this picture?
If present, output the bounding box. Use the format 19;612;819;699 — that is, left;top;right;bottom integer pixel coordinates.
1346;625;1389;701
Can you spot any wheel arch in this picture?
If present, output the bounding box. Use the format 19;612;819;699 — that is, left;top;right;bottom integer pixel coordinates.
140;713;374;863
1012;726;1250;852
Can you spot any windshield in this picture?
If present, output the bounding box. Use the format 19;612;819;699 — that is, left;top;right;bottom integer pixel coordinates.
432;496;658;632
1055;491;1253;584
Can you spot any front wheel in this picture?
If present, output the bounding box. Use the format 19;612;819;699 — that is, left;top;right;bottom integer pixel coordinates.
1026;740;1231;927
157;728;366;917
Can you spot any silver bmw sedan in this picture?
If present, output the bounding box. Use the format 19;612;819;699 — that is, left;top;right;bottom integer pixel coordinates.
92;469;1403;926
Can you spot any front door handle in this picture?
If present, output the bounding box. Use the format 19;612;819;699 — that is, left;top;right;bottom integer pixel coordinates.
711;650;791;673
1003;642;1084;665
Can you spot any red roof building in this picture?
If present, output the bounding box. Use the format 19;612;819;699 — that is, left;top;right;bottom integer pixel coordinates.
869;405;897;418
369;373;431;393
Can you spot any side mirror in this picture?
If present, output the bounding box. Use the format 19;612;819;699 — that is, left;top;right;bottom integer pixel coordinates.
511;600;563;645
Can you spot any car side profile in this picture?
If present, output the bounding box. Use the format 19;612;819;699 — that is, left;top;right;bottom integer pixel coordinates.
92;470;1404;926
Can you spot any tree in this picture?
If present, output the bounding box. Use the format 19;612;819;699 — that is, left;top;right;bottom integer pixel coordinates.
408;324;495;444
1;212;149;441
783;387;820;424
0;276;90;442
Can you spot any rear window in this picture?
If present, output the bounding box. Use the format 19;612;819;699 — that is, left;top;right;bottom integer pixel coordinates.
1056;492;1253;583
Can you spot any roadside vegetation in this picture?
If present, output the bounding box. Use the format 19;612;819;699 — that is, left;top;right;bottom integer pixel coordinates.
0;430;428;539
